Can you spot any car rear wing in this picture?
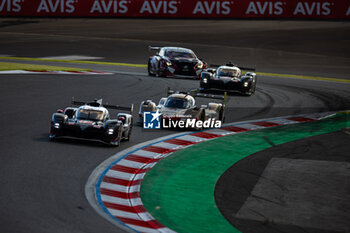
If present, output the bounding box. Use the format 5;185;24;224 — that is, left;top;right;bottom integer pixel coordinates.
148;46;162;52
238;66;256;72
196;92;227;100
192;89;227;108
210;63;256;72
167;87;227;106
104;103;134;114
71;97;134;114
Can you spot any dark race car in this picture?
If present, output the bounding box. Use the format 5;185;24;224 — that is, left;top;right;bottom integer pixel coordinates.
50;98;133;146
147;46;206;79
200;62;257;96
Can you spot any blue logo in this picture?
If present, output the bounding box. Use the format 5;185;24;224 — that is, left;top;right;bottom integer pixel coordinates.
143;110;162;129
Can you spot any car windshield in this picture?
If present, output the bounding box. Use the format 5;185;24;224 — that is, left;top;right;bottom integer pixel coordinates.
218;68;239;77
165;50;196;59
77;109;105;121
165;97;189;109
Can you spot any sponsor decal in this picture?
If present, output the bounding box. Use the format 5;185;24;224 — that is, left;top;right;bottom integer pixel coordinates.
0;0;23;12
245;1;285;15
143;110;222;129
90;0;128;14
192;1;232;15
37;0;76;13
293;2;332;16
140;0;178;14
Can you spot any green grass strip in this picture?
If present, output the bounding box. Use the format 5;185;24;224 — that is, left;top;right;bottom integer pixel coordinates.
0;61;91;72
0;56;147;68
141;113;350;233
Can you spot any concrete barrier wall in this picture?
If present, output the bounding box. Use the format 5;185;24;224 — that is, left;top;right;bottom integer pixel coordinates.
1;0;349;19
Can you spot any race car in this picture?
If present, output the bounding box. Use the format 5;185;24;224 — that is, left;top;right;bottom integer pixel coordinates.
49;98;133;146
200;62;257;96
147;46;207;79
139;88;226;129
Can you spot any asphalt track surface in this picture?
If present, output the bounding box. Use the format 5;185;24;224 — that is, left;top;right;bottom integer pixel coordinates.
0;18;349;233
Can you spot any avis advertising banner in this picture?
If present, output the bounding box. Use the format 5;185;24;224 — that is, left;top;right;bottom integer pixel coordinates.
1;0;349;19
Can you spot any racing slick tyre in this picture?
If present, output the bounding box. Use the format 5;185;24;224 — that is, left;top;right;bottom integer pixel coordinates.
253;81;257;93
125;127;132;141
148;62;155;76
156;64;165;77
110;127;122;147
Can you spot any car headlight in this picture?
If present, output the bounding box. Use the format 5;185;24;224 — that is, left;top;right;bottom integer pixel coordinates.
107;128;114;134
54;123;60;129
243;82;249;87
166;61;172;66
203;78;208;83
196;62;203;69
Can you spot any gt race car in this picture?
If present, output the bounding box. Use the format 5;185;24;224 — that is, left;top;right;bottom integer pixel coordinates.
139;88;226;129
200;62;257;96
147;46;207;79
50;98;133;146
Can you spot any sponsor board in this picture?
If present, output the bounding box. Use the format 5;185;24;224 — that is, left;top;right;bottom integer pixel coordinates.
0;0;349;19
143;110;221;129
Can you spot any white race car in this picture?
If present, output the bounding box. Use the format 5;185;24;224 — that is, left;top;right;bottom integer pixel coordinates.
139;88;226;129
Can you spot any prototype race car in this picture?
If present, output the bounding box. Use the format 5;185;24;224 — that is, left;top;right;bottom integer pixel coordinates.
139;88;226;129
200;62;257;96
147;46;206;79
50;98;133;146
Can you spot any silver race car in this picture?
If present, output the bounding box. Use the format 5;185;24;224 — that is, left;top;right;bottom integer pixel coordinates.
139;88;226;129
